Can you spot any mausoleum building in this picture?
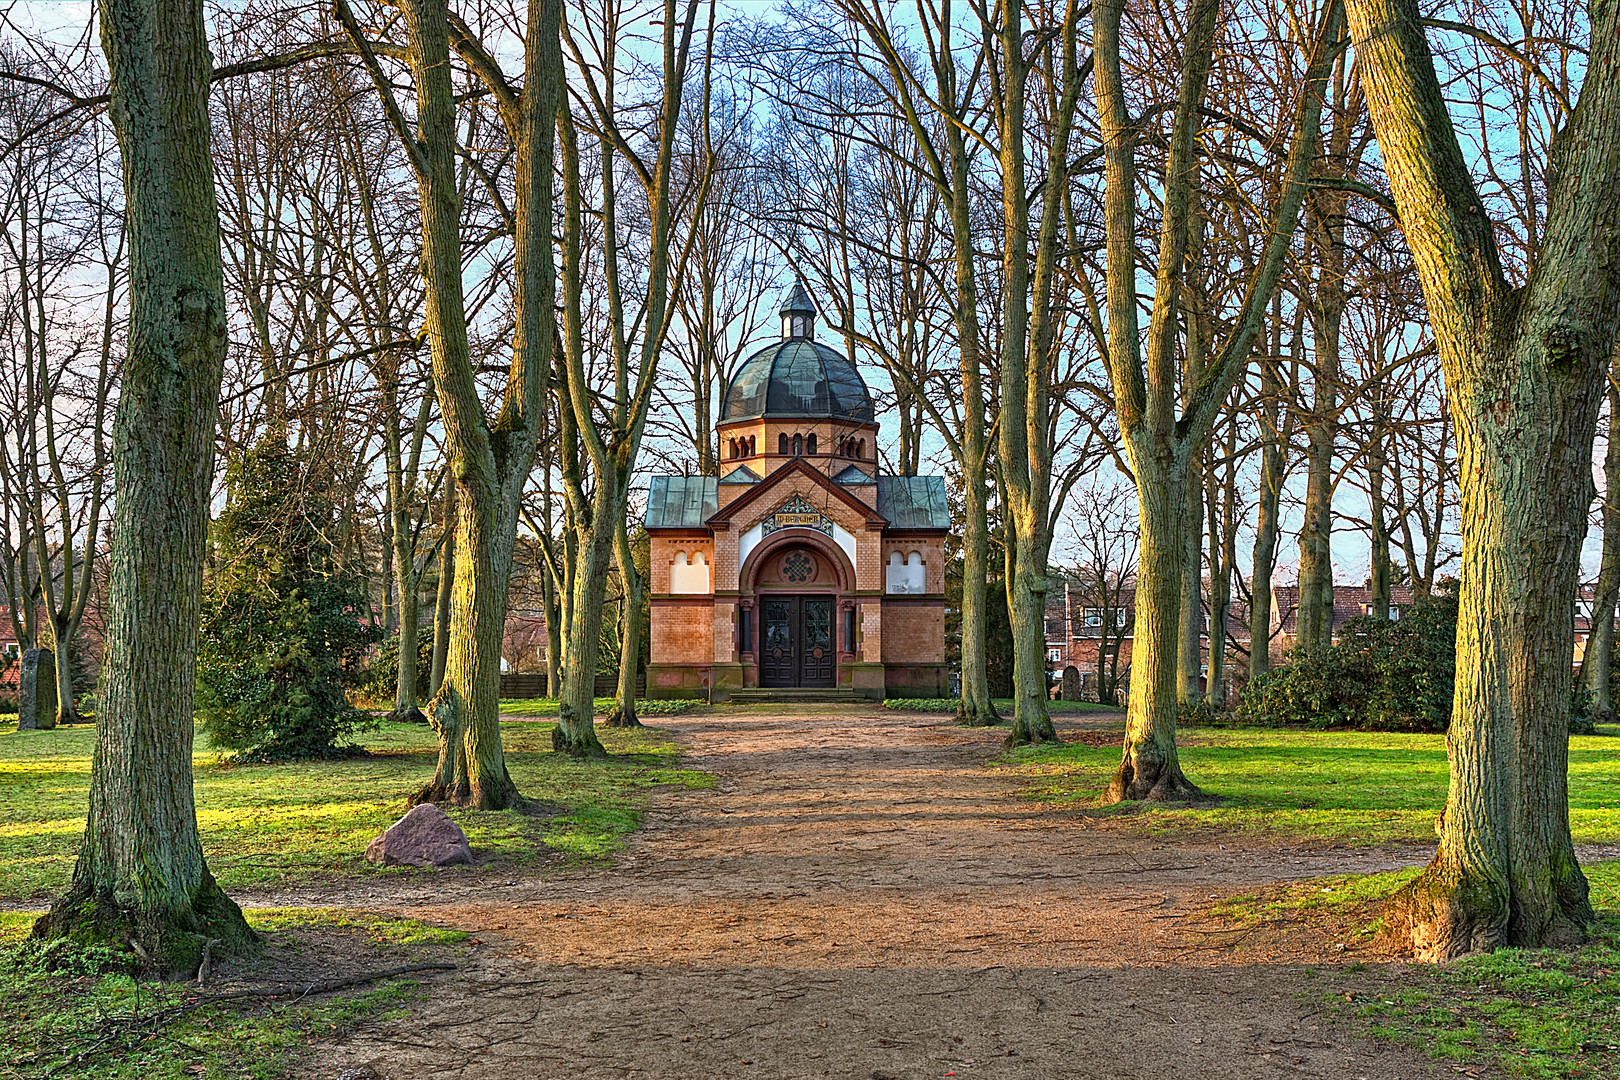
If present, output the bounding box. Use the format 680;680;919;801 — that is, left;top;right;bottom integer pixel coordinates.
643;283;950;699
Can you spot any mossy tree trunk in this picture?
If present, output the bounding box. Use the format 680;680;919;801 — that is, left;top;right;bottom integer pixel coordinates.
1347;0;1620;959
1583;368;1620;717
1096;0;1341;800
34;0;256;973
553;0;710;757
1249;323;1287;681
606;516;644;728
340;0;563;807
991;0;1084;747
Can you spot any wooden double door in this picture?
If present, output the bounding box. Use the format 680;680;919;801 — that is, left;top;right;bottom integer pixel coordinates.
759;594;836;688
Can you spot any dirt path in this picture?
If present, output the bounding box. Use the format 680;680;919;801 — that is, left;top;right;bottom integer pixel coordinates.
305;706;1448;1080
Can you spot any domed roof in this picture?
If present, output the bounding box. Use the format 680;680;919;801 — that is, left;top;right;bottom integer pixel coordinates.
720;338;875;424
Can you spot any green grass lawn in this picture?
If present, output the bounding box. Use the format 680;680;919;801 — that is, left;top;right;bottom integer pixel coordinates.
498;696;701;716
0;719;711;906
881;697;1119;714
1003;725;1620;847
1227;868;1620;1080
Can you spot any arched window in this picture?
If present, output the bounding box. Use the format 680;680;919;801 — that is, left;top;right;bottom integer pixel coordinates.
806;433;817;455
793;434;804;456
779;433;789;455
748;435;756;456
857;438;866;459
729;439;738;460
886;550;926;594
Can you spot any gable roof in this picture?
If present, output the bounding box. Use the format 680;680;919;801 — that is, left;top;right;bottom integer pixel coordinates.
644;476;718;529
705;456;887;528
832;464;875;485
876;476;950;530
719;464;762;485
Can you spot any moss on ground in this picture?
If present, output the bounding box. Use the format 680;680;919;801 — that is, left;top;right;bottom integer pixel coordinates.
0;909;459;1079
1321;915;1620;1079
1002;725;1620;847
0;719;712;904
1205;863;1620;1078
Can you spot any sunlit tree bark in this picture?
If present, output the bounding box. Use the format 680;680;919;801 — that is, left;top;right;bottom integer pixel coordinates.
34;0;256;972
1347;0;1620;959
1097;0;1342;799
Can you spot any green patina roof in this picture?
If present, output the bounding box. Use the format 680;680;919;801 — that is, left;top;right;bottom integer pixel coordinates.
644;476;717;529
720;339;875;424
876;475;950;530
779;279;816;315
647;472;948;530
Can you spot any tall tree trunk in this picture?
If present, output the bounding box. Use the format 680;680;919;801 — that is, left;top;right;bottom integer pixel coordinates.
1367;389;1393;620
1582;370;1620;718
606;516;644;728
994;0;1080;747
1296;55;1356;650
35;0;255;971
1347;0;1620;959
49;629;73;726
1097;0;1340;800
1206;418;1238;705
1112;458;1199;798
957;482;999;723
385;394;425;723
1177;450;1204;706
542;537;563;698
342;0;563;805
430;488;455;698
553;109;611;759
1295;390;1336;650
1250;346;1285;681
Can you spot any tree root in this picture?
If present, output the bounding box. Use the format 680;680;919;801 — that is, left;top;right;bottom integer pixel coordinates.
602;706;643;728
33;872;259;979
1382;862;1508;962
1106;755;1206;804
552;724;608;759
1003;716;1059;747
1383;857;1591;962
955;701;1003;727
389;706;429;725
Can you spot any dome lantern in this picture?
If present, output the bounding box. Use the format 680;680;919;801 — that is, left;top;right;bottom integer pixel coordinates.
719;282;874;426
780;279;816;340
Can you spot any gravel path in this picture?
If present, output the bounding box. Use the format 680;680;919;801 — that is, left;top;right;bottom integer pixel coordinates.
301;706;1452;1080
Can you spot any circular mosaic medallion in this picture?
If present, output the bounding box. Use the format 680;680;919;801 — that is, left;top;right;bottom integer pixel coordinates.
782;551;814;583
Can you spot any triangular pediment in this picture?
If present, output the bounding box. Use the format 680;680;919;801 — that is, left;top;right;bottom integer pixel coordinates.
705;457;885;529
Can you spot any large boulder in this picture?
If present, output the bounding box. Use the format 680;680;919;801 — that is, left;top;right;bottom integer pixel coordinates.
364;804;474;867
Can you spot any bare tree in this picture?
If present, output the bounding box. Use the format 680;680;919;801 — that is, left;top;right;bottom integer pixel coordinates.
1096;0;1342;800
1346;0;1620;959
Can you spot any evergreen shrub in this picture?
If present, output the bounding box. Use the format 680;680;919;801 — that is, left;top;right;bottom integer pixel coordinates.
197;440;380;760
1239;593;1457;731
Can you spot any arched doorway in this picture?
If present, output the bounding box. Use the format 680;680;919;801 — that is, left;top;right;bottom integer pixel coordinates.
742;536;851;689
